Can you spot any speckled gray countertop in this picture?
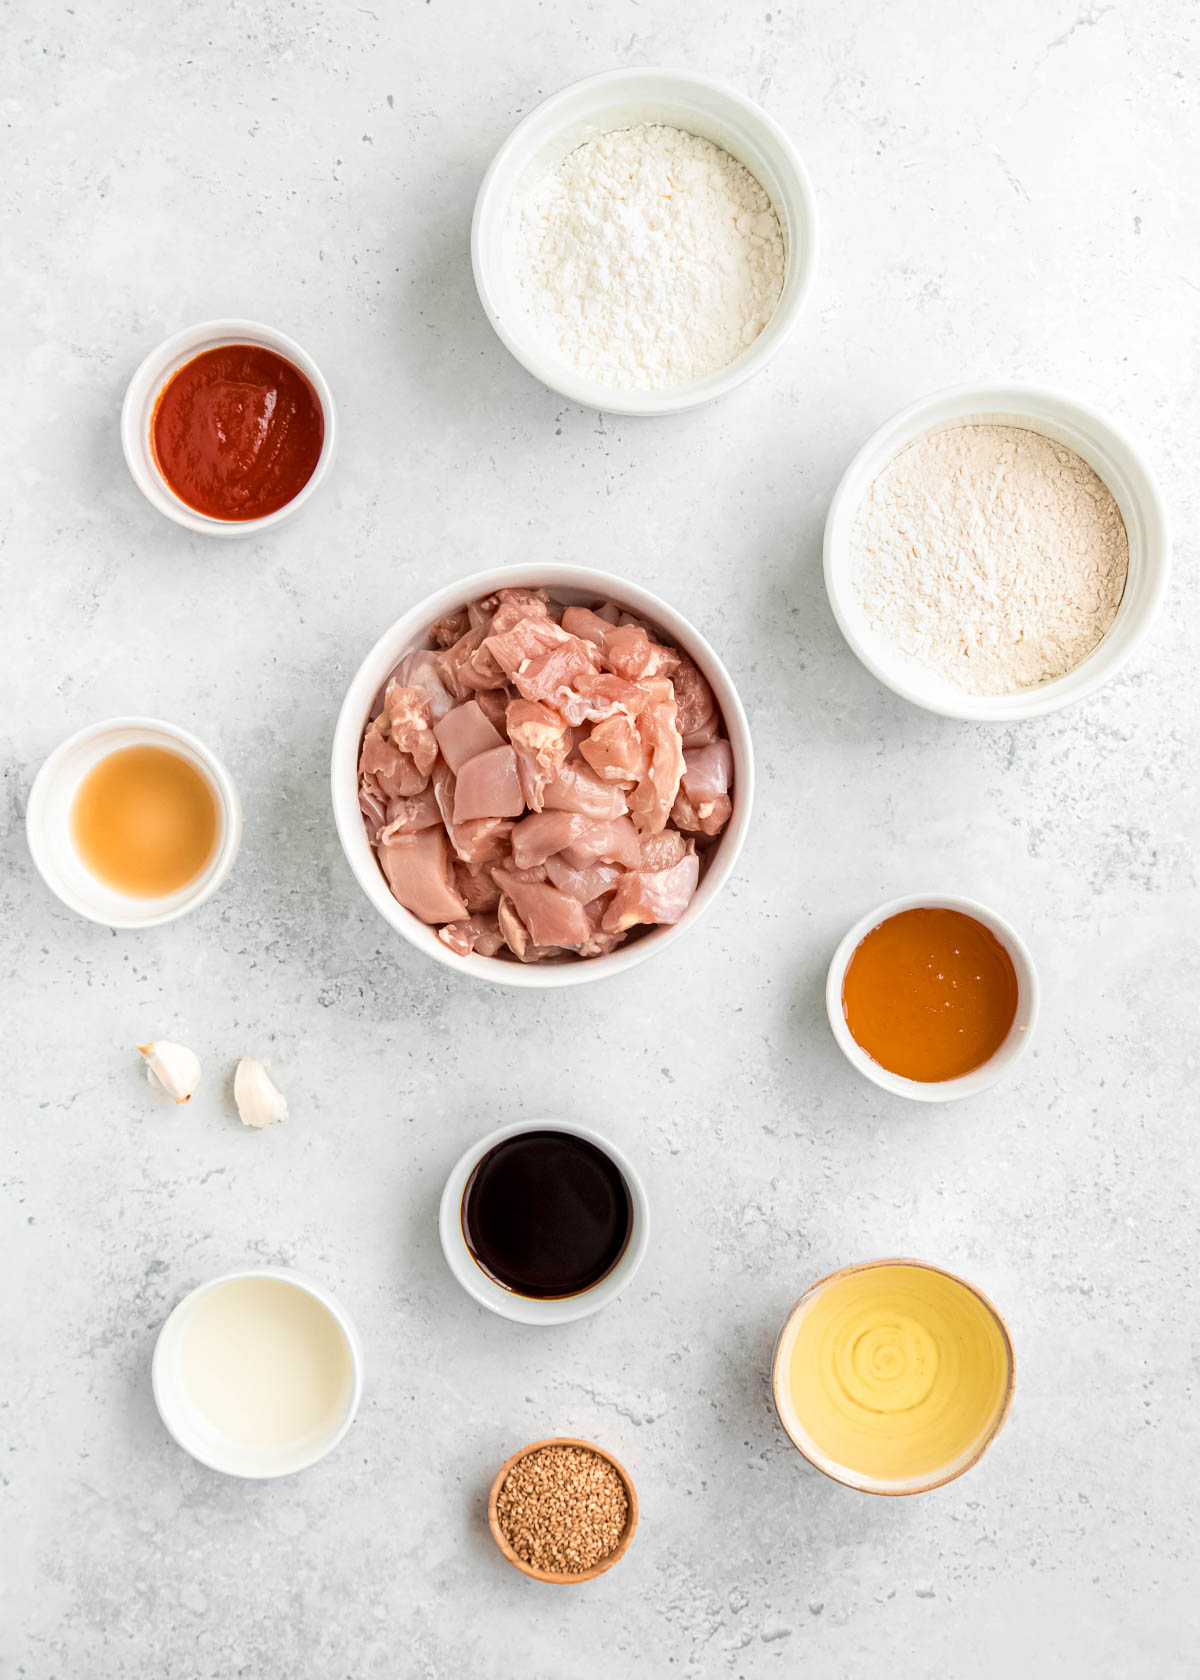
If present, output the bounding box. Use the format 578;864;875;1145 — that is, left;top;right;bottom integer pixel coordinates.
3;2;1198;1676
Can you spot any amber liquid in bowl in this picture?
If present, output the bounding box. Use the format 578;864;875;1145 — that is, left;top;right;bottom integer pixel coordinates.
842;907;1018;1082
71;744;219;897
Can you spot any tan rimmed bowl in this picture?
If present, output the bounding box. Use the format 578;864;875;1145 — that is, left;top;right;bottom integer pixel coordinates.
487;1436;638;1583
772;1258;1015;1497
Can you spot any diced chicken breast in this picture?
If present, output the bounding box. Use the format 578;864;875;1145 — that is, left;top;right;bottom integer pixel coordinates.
378;785;442;841
430;608;470;649
562;607;675;682
672;740;734;836
626;681;685;835
602;852;700;934
474;687;512;737
541;760;630;819
512;812;640;871
359;772;388;841
507;697;571;811
454;859;503;912
439;624;507;695
438;914;505;958
378;827;468;924
492;868;591;949
383;683;438;776
578;714;648;784
434;700;505;773
638;829;690;872
670;655;717;740
382;650;455;721
543;855;622;903
453;745;524;824
360;718;430;800
497;894;560;963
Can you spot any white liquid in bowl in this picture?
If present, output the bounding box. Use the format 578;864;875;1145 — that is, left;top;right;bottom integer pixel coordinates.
181;1277;353;1448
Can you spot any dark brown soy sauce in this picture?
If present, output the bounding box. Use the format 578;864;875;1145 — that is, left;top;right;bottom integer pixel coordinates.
461;1130;633;1299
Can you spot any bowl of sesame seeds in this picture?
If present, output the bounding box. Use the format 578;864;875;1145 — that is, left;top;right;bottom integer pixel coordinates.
487;1437;638;1584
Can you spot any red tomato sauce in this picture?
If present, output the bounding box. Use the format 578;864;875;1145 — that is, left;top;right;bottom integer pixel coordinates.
151;344;324;521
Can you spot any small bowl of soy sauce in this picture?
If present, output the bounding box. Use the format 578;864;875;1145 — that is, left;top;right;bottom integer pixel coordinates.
438;1121;650;1324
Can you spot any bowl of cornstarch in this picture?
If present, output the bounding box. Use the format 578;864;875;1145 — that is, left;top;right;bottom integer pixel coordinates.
823;383;1170;721
471;68;817;416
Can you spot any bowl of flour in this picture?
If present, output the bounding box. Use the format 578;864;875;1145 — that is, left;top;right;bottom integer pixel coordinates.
471;68;818;416
823;383;1170;721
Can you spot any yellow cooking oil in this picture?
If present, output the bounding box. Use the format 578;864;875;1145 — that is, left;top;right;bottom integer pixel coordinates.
71;744;218;897
782;1263;1011;1483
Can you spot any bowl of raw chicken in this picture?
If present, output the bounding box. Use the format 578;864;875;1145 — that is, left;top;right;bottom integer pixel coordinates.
331;566;754;987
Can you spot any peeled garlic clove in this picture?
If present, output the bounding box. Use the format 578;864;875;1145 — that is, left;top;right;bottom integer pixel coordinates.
233;1057;287;1129
138;1041;201;1105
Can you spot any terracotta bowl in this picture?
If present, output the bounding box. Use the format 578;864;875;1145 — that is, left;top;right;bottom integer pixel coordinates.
487;1436;638;1584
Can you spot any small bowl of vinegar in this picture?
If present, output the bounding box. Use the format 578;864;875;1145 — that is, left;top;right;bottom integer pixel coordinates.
26;717;242;928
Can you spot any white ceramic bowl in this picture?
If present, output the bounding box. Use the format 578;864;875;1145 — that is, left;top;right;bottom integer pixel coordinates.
331;563;754;988
472;68;818;416
823;382;1170;720
438;1120;650;1325
825;893;1038;1103
151;1267;363;1479
121;318;337;537
26;716;242;929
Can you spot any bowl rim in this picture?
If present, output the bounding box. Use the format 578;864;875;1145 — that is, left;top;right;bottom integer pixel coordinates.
330;562;755;988
824;892;1039;1103
822;379;1171;720
470;65;819;417
771;1257;1016;1496
25;714;243;928
437;1118;651;1324
150;1266;365;1480
487;1435;639;1582
120;317;338;538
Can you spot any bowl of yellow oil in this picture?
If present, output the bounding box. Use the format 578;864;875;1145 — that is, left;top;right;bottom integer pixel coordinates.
26;717;242;927
772;1259;1014;1495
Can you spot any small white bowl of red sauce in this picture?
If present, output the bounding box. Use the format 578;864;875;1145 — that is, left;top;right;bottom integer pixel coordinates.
825;894;1038;1103
121;319;336;537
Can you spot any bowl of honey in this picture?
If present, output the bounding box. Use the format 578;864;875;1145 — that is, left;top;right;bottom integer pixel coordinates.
26;717;242;928
825;893;1038;1102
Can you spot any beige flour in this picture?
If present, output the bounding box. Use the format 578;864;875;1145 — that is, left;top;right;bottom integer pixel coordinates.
848;425;1129;695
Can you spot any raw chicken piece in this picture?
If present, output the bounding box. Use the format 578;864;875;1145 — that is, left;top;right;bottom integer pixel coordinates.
439;624;507;695
682;714;720;749
492;868;591;949
488;589;556;638
544;854;622;903
507;698;571;811
474;687;512;737
487;613;646;728
360;718;429;800
484;612;573;675
497;895;561;963
578;714;648;784
451;817;515;866
454;859;503;913
541;760;629;819
430;608;470;649
453;745;524;824
438;914;505;958
359;772;388;841
434;700;505;773
378;827;468;924
562;607;675;681
384;683;438;777
386;650;455;721
512;812;640;871
593;601;621;624
602;851;700;934
638;829;690;872
672;741;734;836
578;898;630;958
626;680;685;835
378;785;442;842
670;655;717;740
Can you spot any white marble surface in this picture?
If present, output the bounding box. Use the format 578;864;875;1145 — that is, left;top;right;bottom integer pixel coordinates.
3;1;1198;1674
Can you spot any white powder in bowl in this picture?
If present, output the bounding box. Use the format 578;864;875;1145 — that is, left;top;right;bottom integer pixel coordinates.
848;424;1130;696
510;123;786;391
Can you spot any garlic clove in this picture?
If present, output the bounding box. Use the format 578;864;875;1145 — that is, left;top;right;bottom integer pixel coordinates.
233;1057;287;1130
138;1041;201;1105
